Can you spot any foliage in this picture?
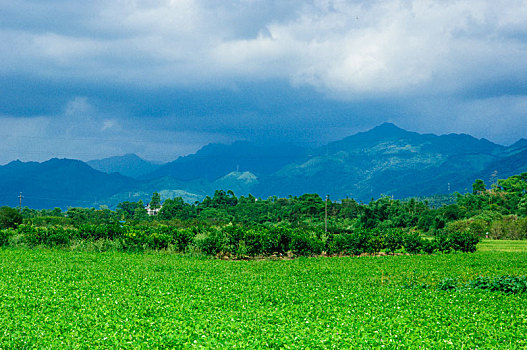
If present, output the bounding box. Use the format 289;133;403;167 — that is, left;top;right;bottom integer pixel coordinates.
489;216;527;240
403;231;423;254
0;206;23;229
0;229;14;246
468;275;527;294
0;246;526;348
18;225;78;247
449;230;480;253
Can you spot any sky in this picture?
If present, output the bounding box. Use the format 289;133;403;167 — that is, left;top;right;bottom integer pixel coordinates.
1;0;527;164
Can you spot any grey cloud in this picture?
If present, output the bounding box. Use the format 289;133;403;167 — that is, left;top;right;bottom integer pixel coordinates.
2;0;527;96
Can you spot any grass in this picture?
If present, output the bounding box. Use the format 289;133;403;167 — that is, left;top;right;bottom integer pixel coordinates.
477;239;527;252
0;243;526;348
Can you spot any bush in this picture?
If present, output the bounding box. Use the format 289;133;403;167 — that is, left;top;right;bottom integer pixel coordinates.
171;227;195;252
328;233;353;255
261;226;290;255
96;224;125;240
289;229;323;256
490;216;527;240
43;226;76;246
404;232;423;254
147;232;172;250
449;230;480;253
78;224;98;240
433;231;452;253
437;277;458;291
19;225;42;246
346;229;371;255
383;228;404;254
421;239;436;254
193;228;225;256
243;228;264;256
365;230;384;254
0;229;14;246
29;216;73;227
120;226;148;250
0;207;23;229
468;275;527;294
18;225;76;247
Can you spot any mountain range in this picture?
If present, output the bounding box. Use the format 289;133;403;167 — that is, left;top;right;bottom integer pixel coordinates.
2;123;526;209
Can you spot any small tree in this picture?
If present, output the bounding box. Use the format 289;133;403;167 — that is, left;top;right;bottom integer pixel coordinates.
472;179;486;194
0;206;23;229
150;192;161;210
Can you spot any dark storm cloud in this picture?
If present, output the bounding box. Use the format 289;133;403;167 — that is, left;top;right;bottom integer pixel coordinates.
1;0;527;163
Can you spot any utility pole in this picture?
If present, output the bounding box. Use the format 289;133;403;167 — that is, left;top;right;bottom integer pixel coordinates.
18;192;23;213
325;195;329;233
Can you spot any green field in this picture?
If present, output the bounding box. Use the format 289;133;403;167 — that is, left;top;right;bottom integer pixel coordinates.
1;241;526;349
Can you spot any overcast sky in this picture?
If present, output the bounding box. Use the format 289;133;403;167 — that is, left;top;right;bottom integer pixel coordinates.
1;0;527;164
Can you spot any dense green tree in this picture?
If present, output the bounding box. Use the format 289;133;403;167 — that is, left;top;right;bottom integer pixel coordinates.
0;206;23;229
117;201;144;219
150;192;162;210
472;179;486;194
133;207;149;221
158;197;196;220
66;207;90;226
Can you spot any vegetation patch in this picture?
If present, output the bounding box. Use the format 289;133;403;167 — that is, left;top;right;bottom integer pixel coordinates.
0;246;525;348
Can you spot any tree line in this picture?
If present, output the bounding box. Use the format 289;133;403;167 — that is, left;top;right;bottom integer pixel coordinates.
1;173;526;256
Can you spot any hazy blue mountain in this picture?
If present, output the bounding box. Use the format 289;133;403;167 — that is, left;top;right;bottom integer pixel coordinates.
0;158;136;209
97;176;212;208
142;141;308;181
2;123;526;209
509;138;527;150
253;123;508;201
87;153;162;179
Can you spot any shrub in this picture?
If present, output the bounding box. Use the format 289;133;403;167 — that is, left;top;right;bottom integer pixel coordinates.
421;239;436;254
437;277;458;291
433;231;452;253
29;216;73;227
96;224;125;240
289;229;323;256
120;227;148;251
403;232;423;254
147;232;172;250
261;226;289;255
18;225;76;247
470;275;527;294
0;207;23;229
346;229;371;255
328;233;353;255
0;229;14;246
78;224;98;240
43;226;76;246
221;225;245;254
193;228;225;256
19;225;42;246
171;228;195;252
383;228;404;254
365;230;384;254
449;230;480;253
490;216;527;240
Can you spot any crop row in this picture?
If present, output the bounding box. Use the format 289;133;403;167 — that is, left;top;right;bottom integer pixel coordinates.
1;223;480;256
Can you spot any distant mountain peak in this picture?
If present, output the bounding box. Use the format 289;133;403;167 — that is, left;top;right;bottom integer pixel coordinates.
87;154;162;179
373;122;400;130
368;122;412;136
510;138;527;150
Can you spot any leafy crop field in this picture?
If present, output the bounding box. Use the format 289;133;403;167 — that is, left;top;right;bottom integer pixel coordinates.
0;242;526;348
